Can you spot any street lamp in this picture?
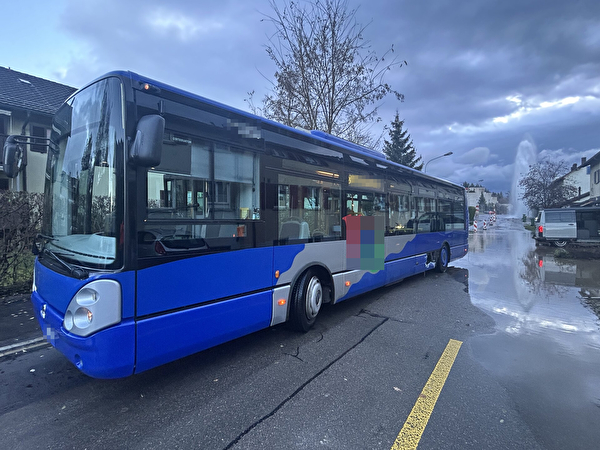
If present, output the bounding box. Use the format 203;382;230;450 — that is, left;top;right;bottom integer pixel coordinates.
424;152;453;173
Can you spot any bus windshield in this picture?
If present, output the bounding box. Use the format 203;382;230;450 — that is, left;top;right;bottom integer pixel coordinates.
41;77;125;271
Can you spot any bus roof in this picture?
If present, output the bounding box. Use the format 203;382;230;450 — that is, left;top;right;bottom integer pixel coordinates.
81;70;463;191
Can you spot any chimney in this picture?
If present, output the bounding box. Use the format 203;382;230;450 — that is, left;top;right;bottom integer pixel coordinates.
571;163;577;171
581;157;587;165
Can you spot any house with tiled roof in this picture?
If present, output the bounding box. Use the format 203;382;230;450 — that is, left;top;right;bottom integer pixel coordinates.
583;151;600;207
0;66;76;192
549;151;600;208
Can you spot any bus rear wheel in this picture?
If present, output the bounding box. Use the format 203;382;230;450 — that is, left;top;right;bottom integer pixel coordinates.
436;244;449;273
553;240;568;248
289;269;322;332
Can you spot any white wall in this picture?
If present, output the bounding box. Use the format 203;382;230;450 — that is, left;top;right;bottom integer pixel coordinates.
466;186;497;209
563;166;590;204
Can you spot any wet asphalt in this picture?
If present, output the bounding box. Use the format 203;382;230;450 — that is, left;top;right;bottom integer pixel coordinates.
0;293;42;350
3;216;600;449
457;216;600;450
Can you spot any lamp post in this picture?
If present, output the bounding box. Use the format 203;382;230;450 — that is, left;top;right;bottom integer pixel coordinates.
424;152;453;173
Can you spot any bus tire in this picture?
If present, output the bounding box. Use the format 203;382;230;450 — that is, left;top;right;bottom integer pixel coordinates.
436;244;449;273
553;240;568;248
289;269;323;332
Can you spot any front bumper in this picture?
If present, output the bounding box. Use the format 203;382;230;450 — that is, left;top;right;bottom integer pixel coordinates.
32;291;135;379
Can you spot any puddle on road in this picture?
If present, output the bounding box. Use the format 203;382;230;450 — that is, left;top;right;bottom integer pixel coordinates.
456;216;600;449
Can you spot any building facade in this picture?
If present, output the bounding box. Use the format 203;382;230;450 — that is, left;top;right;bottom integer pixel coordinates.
584;152;600;206
554;157;591;206
466;186;497;211
549;153;600;208
0;66;76;192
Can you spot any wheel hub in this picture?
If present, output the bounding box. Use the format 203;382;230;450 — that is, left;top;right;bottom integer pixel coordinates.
306;276;322;319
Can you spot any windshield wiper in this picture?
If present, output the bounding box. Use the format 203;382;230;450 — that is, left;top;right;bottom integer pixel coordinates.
41;247;88;280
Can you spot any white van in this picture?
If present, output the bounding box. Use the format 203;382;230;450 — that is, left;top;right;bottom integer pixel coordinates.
534;207;600;247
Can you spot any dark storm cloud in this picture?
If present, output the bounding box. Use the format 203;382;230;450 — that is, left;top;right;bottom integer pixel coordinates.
353;0;600;192
56;0;600;193
59;0;273;107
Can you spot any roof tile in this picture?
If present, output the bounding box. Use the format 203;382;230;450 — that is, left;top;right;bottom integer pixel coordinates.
0;66;77;116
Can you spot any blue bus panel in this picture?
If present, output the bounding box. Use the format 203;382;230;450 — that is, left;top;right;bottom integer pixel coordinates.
135;291;272;373
136;247;273;317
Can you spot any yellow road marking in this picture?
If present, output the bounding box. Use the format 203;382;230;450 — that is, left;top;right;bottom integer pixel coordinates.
391;339;463;450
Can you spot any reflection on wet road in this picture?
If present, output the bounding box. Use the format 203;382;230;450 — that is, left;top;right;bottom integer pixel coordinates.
457;216;600;450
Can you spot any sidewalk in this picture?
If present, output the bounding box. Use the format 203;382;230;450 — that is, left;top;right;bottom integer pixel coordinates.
0;293;44;350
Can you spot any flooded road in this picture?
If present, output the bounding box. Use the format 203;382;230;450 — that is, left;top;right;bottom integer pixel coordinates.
457;216;600;450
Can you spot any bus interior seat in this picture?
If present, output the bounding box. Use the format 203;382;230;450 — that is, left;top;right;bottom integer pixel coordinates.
279;220;310;240
312;229;325;239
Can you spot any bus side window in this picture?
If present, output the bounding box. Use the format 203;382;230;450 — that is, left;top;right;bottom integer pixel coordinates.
214;144;260;221
277;174;341;242
141;136;262;258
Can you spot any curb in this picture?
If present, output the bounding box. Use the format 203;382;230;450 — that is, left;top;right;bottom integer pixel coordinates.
0;336;50;358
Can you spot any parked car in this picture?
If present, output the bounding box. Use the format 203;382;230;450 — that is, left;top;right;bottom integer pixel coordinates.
534;207;600;247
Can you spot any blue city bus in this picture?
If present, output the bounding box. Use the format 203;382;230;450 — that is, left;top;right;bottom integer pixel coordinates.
4;71;468;378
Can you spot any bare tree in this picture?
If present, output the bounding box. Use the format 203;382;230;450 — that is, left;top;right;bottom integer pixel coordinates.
249;0;406;145
519;159;578;211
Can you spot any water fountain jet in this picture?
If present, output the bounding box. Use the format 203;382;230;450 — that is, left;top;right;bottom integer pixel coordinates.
510;135;537;217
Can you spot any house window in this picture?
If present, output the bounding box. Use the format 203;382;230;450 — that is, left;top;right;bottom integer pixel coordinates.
30;125;47;153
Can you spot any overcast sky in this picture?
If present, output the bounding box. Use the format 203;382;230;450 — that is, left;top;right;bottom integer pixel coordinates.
3;0;599;194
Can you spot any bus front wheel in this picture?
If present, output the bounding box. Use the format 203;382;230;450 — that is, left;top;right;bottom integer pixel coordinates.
289;269;323;332
436;244;450;273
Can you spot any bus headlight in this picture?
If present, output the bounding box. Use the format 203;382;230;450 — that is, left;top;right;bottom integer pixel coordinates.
73;307;93;329
63;280;121;337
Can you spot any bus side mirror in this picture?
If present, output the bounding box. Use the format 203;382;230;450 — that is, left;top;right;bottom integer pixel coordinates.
3;136;24;178
129;115;164;167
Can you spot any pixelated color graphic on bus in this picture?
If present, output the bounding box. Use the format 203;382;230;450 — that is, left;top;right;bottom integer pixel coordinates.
344;215;384;272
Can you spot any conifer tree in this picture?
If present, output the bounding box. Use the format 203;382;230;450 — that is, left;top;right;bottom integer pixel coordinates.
478;192;487;211
383;112;423;170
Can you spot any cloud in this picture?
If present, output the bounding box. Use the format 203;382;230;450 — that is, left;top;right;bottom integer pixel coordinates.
146;10;224;41
4;0;599;195
538;147;600;166
457;147;491;165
